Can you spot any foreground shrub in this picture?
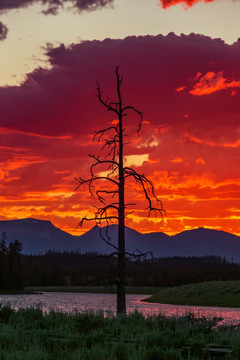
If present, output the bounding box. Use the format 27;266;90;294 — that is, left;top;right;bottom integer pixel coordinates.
0;306;239;360
0;303;14;323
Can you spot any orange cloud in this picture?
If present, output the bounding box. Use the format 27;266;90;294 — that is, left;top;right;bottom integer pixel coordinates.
171;157;183;163
195;158;206;165
186;134;240;148
190;71;240;96
176;85;186;92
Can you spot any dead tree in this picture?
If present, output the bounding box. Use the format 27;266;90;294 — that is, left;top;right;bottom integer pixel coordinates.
75;67;165;315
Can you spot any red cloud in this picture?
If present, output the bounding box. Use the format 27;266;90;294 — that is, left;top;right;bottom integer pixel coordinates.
190;71;240;95
160;0;214;8
1;33;240;235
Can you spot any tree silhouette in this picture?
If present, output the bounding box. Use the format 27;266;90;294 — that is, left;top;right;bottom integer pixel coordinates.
76;67;165;314
7;240;23;291
0;234;23;292
0;232;7;290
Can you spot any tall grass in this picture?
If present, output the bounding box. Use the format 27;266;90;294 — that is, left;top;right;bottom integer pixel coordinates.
0;304;240;359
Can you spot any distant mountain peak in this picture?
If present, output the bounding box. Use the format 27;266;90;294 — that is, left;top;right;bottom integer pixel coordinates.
177;226;234;235
6;217;52;225
0;218;239;261
24;217;51;223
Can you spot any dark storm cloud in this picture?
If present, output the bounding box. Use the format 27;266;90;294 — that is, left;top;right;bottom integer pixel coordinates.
74;0;113;11
0;21;8;40
0;0;36;12
0;0;113;14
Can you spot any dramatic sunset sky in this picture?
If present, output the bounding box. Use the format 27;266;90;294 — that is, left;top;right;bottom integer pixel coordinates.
1;0;240;236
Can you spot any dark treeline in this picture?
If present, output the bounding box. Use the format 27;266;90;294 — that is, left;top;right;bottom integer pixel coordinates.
130;256;239;286
21;251;240;287
0;233;23;291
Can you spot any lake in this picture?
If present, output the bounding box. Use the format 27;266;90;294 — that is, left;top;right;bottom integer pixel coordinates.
1;292;240;325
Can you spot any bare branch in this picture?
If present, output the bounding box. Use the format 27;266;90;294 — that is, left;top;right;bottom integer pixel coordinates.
96;82;119;115
124;166;165;219
94;126;119;143
97;226;119;252
122;105;143;133
124;203;136;207
78;215;118;228
75;175;119;191
125;249;154;261
96;189;118;203
100;134;119;162
89;154;119;173
125;210;135;218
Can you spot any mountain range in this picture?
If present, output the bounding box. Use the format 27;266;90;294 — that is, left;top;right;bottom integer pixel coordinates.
0;218;240;262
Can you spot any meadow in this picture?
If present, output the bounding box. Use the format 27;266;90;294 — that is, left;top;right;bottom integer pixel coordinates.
144;280;240;308
0;304;240;359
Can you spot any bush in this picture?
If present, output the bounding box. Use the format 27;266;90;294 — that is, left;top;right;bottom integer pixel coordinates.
0;303;14;323
144;346;165;360
113;342;129;360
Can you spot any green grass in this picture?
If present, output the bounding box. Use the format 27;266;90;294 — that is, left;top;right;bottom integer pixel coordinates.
143;280;240;308
25;285;161;294
0;304;240;359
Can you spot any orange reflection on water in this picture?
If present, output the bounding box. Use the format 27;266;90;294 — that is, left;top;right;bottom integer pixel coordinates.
1;292;240;325
138;299;240;326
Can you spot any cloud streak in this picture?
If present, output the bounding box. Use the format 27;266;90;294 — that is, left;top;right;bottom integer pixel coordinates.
0;0;113;14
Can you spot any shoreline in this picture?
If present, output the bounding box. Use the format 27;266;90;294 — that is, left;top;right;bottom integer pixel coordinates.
23;285;161;295
3;281;240;309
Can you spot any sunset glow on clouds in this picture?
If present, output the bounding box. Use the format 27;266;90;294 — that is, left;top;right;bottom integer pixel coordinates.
177;71;240;96
0;31;240;236
189;71;240;95
159;0;240;10
160;0;215;8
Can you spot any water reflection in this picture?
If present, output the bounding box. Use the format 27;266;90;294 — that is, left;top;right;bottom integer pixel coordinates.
0;292;240;325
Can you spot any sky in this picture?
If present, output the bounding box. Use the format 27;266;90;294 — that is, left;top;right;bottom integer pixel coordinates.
0;0;240;236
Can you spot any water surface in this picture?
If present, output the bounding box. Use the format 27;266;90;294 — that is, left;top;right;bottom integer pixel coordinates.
1;292;240;325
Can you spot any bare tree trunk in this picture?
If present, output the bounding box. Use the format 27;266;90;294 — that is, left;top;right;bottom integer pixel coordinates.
76;66;165;317
117;112;126;315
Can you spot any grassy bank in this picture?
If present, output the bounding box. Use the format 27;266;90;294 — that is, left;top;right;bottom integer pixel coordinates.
25;286;161;295
144;280;240;308
0;304;240;359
